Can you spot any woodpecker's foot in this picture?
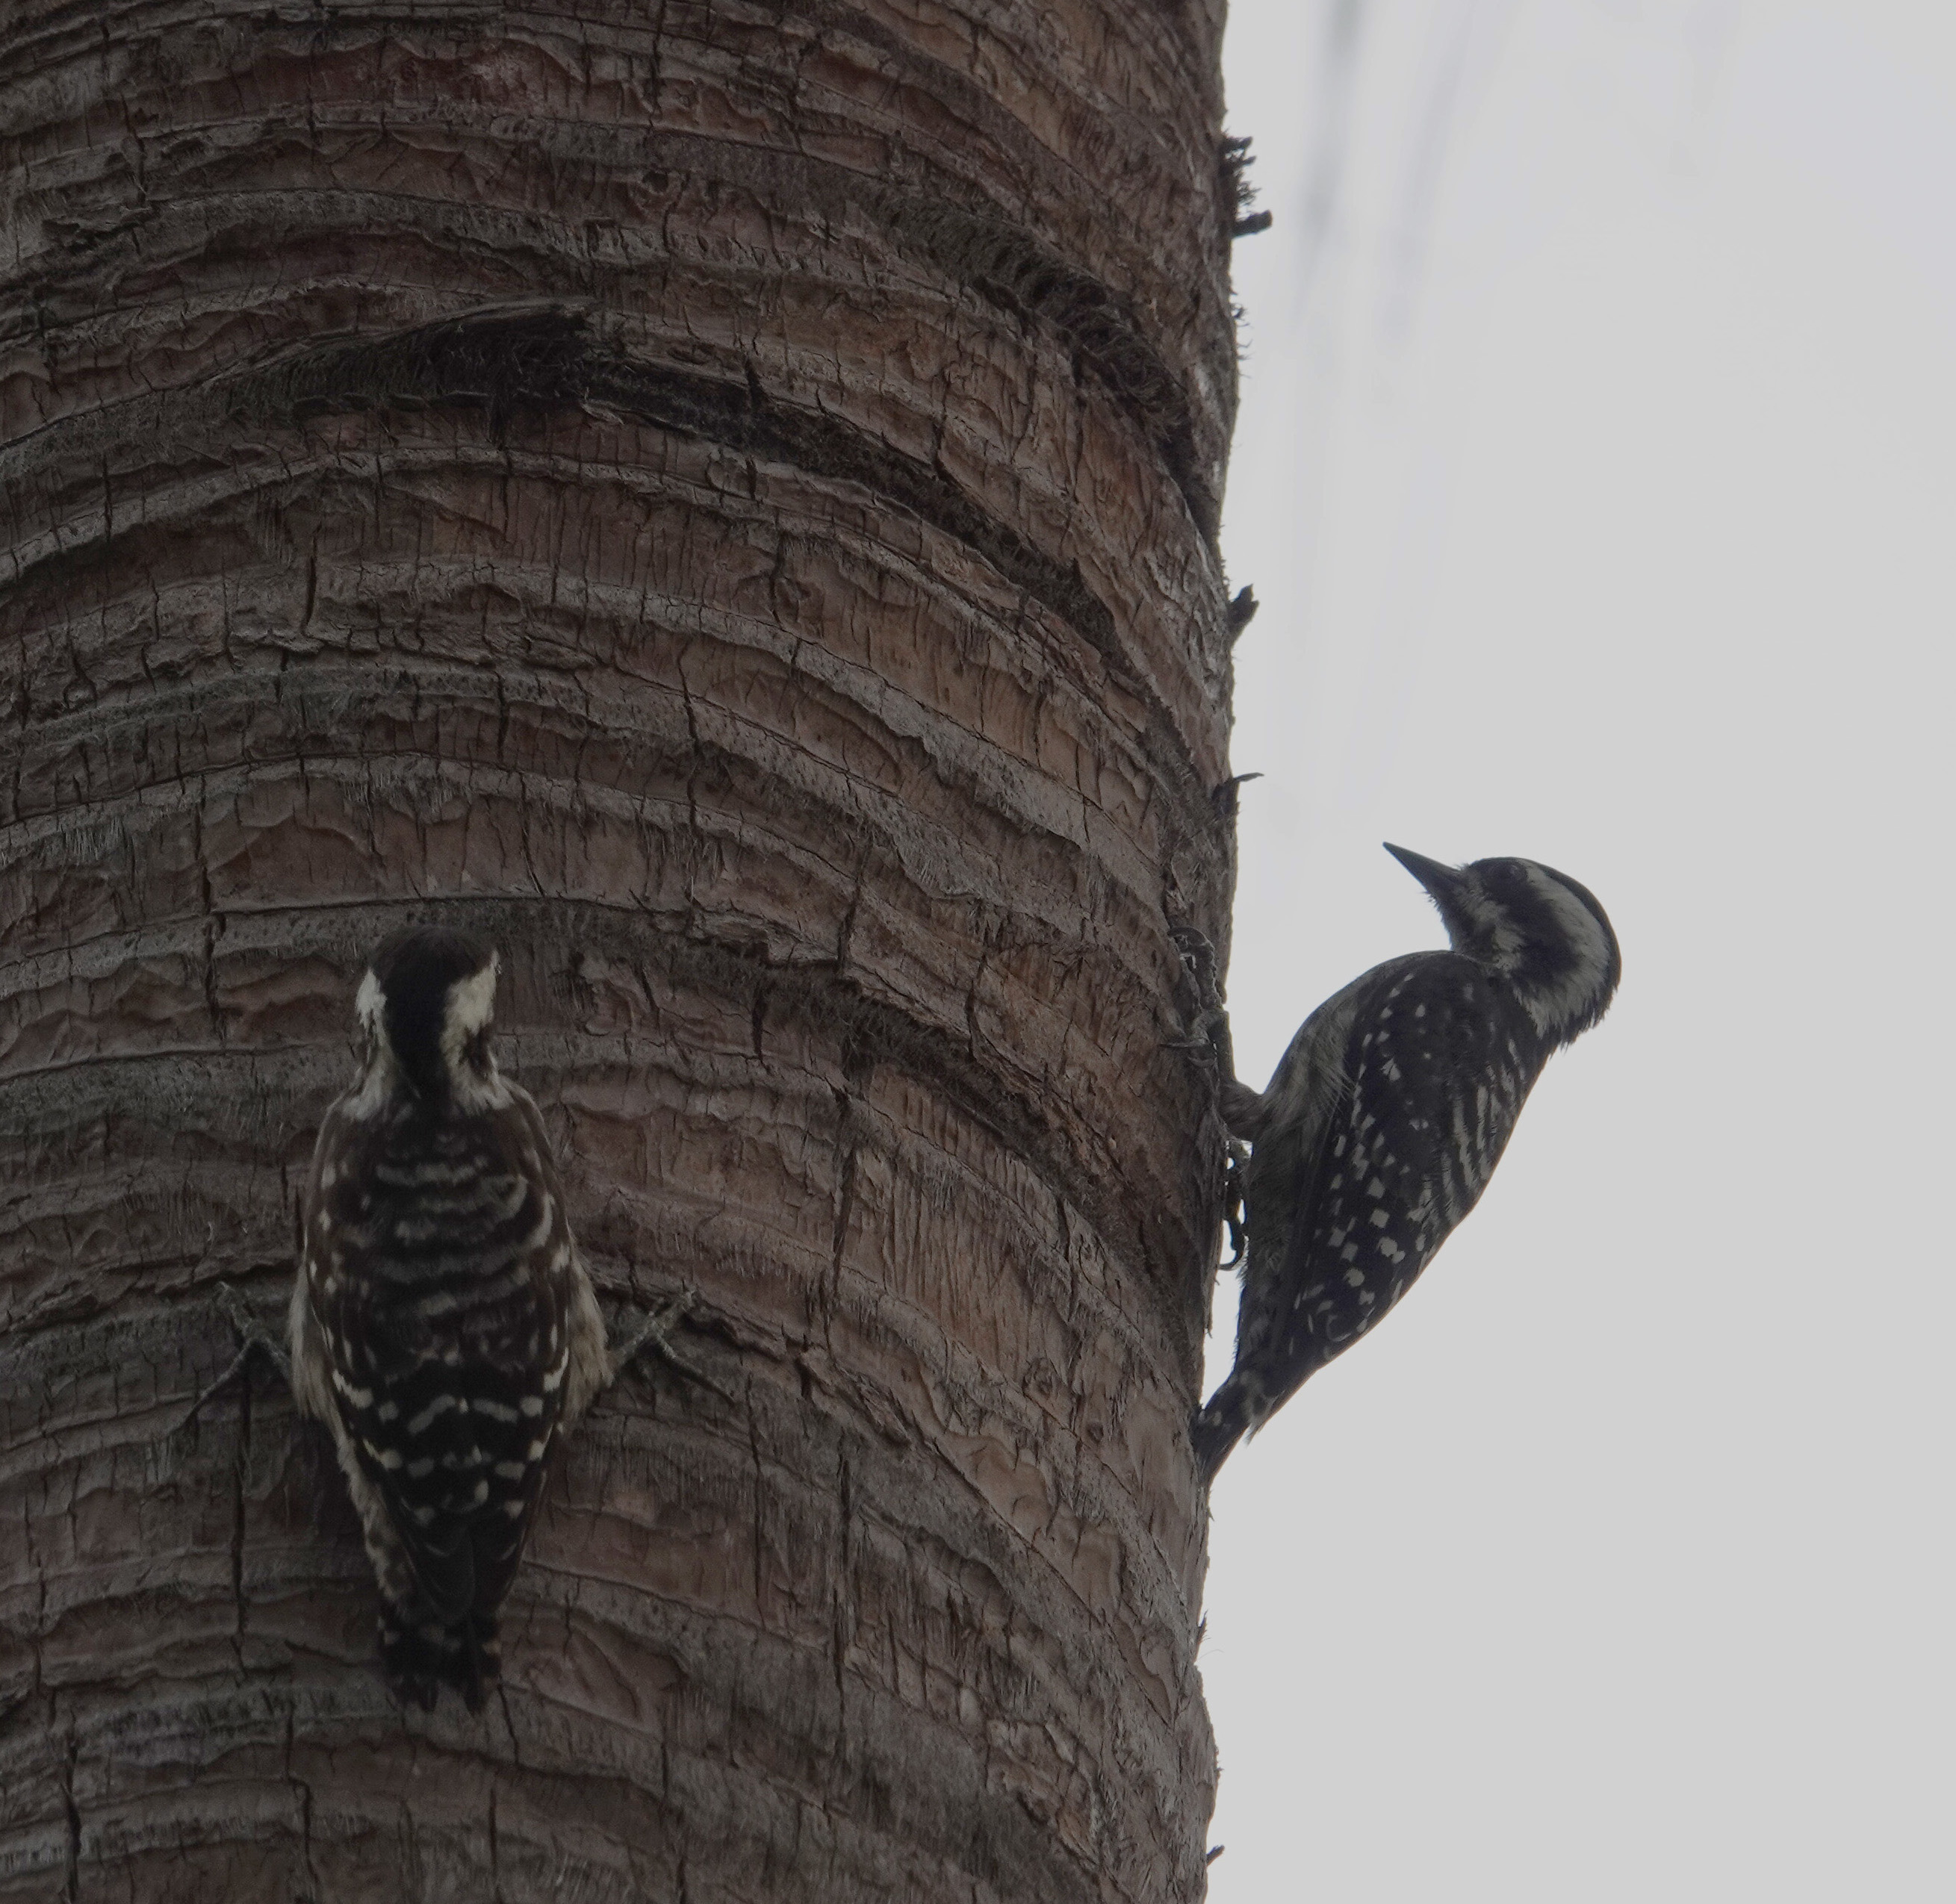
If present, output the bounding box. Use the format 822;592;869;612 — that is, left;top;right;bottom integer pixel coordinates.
180;1283;291;1430
611;1292;733;1403
1217;1076;1270;1143
1221;1142;1249;1269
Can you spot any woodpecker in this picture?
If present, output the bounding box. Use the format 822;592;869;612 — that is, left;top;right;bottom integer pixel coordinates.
1190;845;1621;1482
287;926;611;1709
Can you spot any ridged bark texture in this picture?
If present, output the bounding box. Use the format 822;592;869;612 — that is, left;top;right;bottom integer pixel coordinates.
0;1;1239;1897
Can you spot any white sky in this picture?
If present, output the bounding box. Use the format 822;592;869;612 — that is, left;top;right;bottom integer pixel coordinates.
1203;3;1955;1898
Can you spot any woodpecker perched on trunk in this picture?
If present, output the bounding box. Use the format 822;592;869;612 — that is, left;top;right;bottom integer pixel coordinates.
288;927;611;1709
1190;845;1621;1482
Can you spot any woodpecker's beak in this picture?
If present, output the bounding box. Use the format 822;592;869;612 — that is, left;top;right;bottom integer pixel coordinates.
1383;842;1462;900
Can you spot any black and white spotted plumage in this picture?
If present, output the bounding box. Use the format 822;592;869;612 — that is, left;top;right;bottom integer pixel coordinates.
288;927;609;1708
1190;846;1621;1481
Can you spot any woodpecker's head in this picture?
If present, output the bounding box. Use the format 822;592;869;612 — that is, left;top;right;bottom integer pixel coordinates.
1385;843;1621;1043
355;927;501;1101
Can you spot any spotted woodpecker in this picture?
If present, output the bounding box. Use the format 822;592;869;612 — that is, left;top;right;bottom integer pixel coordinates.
1190;845;1621;1482
288;926;609;1710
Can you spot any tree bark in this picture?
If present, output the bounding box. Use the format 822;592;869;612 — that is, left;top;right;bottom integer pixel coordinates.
0;1;1239;1897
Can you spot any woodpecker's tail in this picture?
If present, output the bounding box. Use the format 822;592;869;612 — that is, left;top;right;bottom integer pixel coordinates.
1190;1381;1252;1485
379;1605;501;1712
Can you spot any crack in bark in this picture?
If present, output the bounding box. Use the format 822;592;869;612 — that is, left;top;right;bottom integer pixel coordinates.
832;1451;854;1752
488;1781;506;1904
193;797;227;1043
828;1132;859;1331
495;1678;525;1770
677;632;705;939
60;1726;79;1904
285;1709;322;1904
229;1362;250;1670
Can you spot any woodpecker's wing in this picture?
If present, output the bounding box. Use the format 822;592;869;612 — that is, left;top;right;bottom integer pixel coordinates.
1272;951;1544;1372
1191;962;1388;1477
305;1089;580;1625
1233;956;1416;1336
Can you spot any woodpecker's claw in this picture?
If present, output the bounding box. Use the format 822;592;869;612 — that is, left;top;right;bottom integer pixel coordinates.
181;1283;291;1429
1169;923;1221;998
1163;1031;1223;1056
610;1292;733;1403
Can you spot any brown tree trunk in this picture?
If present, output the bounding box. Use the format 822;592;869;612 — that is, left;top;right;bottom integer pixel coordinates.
0;1;1240;1897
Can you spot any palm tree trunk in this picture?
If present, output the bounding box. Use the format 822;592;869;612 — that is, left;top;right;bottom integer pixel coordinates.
0;1;1240;1897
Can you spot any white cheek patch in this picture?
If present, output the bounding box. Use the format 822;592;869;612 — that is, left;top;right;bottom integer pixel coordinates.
440;954;500;1080
346;968;397;1117
356;969;387;1039
444;958;497;1040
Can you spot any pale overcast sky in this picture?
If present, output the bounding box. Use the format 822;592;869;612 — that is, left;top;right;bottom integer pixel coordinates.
1204;3;1953;1898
